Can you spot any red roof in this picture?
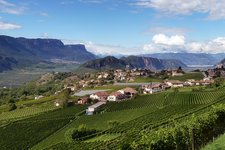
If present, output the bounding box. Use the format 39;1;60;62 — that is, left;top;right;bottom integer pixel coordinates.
94;91;109;97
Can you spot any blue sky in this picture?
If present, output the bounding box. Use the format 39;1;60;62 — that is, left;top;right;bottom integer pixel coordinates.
1;0;225;55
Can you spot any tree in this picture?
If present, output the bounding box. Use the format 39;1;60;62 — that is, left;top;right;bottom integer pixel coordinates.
60;88;71;108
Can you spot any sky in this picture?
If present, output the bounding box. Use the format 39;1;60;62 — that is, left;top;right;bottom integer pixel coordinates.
1;0;225;55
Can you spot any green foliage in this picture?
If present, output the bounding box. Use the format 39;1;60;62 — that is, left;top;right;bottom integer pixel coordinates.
8;103;17;111
139;104;225;150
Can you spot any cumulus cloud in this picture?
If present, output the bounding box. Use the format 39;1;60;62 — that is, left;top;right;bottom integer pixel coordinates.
133;0;225;20
62;39;140;55
144;34;225;54
152;34;185;46
0;22;21;30
62;35;225;55
0;0;25;14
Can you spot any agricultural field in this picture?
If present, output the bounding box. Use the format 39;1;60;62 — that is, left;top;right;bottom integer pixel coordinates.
0;105;85;150
168;72;204;81
132;76;163;83
1;88;225;150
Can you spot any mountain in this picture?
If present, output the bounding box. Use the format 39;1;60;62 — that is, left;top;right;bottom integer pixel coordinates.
0;35;96;72
142;53;225;66
0;56;18;72
80;56;187;71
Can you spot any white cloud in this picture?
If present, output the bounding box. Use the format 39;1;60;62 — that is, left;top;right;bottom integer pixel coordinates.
0;22;21;30
0;0;25;14
62;39;140;55
144;34;225;54
152;34;185;46
133;0;225;20
62;35;225;55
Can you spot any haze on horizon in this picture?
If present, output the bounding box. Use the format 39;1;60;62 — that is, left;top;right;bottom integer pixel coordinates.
1;0;225;55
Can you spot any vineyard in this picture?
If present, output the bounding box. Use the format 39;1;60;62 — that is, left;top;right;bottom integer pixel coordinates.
1;89;225;150
103;90;225;112
0;105;85;150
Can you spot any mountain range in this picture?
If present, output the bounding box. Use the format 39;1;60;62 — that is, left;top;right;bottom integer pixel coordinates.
1;35;225;73
0;35;96;72
143;53;225;66
80;56;187;71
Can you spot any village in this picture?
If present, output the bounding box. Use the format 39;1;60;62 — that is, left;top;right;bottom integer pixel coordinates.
46;66;219;115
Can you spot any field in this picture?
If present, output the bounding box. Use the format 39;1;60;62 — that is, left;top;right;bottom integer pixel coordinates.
168;72;204;81
0;106;85;150
132;76;163;83
1;88;225;150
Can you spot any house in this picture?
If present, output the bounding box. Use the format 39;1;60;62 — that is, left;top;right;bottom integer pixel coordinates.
90;91;109;101
192;80;212;86
172;70;184;76
107;92;126;101
118;87;138;97
165;80;184;88
86;101;106;115
77;97;89;104
142;84;163;94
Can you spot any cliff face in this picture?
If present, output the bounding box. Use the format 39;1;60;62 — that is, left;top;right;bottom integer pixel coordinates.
0;35;97;71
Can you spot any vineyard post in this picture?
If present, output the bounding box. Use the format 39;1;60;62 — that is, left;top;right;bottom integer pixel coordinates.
192;128;195;150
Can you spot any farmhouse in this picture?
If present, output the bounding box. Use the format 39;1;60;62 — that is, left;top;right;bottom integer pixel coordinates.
107;92;126;101
86;101;106;115
172;70;184;76
165;80;184;88
90;91;109;102
142;84;163;94
118;87;137;97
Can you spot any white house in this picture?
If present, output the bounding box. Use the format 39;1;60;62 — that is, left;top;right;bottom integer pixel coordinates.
107;92;126;101
165;80;184;88
118;87;137;97
143;84;162;94
86;101;106;115
90;91;109;101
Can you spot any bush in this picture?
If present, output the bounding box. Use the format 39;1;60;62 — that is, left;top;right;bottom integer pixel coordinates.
65;124;97;141
8;103;17;111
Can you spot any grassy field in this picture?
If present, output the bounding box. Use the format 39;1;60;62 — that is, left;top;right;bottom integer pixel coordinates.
132;76;163;83
168;72;204;81
202;133;225;150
